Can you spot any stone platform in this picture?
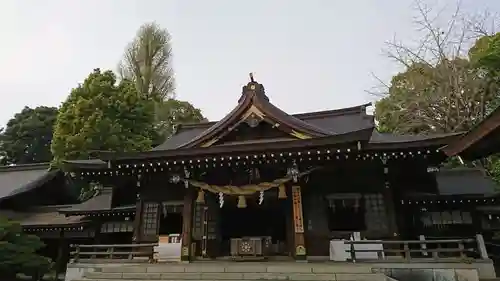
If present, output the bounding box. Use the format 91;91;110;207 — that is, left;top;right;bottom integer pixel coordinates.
68;262;386;281
66;260;495;281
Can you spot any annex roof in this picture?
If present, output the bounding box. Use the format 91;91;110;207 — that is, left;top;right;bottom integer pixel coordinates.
0;163;59;201
0;205;87;228
436;168;498;195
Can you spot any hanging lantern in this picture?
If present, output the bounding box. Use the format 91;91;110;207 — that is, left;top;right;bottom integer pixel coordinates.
254;168;261;180
170;174;181;184
196;190;205;204
237;195;247;208
287;161;299;183
278;185;287;199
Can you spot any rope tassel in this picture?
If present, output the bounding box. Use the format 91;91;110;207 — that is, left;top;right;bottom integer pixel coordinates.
237;195;247;208
278;184;287;199
196;190;205;204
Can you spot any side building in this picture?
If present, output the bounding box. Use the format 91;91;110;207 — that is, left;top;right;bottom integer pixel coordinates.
0;163;135;272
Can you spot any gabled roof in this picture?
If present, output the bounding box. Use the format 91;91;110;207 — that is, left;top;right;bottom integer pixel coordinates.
0;163;59;201
173;80;334;148
64;78;464;165
154;102;375;151
99;128;374;161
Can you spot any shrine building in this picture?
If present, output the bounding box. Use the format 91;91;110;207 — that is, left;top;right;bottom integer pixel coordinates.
56;76;500;262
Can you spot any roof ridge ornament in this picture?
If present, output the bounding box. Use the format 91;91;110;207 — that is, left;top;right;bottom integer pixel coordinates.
241;72;268;101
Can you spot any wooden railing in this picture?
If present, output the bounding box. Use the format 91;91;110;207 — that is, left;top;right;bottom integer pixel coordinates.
344;234;489;262
70;243;158;262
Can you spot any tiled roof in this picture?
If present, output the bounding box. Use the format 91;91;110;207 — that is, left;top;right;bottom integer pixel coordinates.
0;206;86;228
154;103;374;151
436;168;498;195
0;163;59;201
59;186;113;215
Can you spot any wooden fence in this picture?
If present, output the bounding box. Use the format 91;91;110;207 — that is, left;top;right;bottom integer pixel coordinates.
70;243;158;262
344;234;488;262
69;234;489;263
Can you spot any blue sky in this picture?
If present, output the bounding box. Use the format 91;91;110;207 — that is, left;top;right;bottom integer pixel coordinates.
0;0;497;126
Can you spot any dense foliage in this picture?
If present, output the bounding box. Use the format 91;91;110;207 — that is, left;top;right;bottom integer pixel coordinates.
0;106;58;165
154;99;206;144
51;69;155;165
470;32;500;72
0;218;51;278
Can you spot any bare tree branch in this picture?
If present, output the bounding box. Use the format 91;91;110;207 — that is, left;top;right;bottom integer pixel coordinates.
372;0;499;135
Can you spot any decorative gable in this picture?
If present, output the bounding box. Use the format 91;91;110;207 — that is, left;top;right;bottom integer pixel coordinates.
178;74;331;148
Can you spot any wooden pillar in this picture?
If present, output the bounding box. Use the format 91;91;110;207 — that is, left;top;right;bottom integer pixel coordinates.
383;188;399;237
284;187;294;256
292;185;307;260
382;158;399;238
133;199;143;242
54;230;65;279
181;189;195;261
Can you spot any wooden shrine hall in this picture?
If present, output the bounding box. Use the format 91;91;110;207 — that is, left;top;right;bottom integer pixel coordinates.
58;76;500;263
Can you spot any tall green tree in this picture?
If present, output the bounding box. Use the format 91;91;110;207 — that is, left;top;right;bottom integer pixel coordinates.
0;218;51;279
0;106;58;165
51;69;155;166
118;22;175;102
154;99;206;144
117;22;208;144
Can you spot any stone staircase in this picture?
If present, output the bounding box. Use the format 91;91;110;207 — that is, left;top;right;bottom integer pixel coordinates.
68;262;390;281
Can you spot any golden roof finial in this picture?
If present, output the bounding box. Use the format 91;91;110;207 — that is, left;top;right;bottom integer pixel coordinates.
249;72;255;83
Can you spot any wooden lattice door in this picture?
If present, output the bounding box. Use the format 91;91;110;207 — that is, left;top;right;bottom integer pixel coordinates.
140;201;160;242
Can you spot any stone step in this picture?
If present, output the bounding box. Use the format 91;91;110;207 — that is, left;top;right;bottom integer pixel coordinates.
94;263;374;274
74;277;378;281
80;271;386;281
